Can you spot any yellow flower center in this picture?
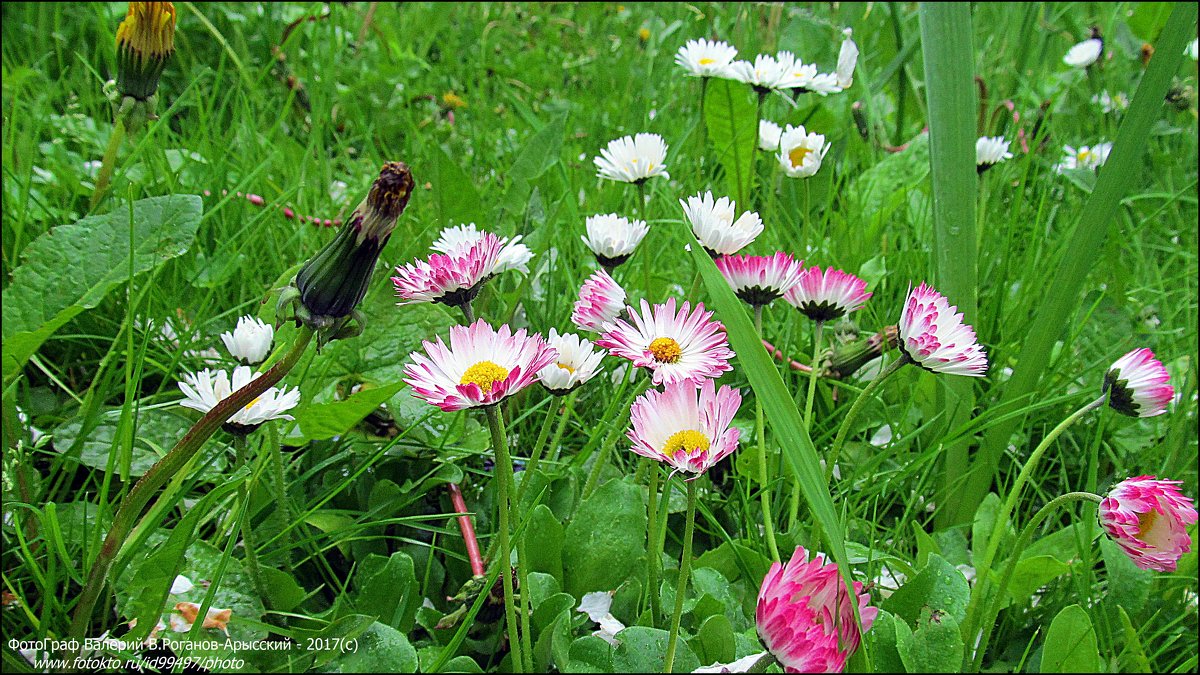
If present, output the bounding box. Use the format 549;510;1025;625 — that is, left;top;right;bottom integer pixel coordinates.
648;337;683;364
663;429;710;458
639;28;651;41
460;361;510;394
556;362;576;374
1136;509;1159;538
699;57;715;65
788;146;813;168
1077;149;1093;163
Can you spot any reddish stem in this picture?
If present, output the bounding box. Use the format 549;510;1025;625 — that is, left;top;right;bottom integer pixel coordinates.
448;483;485;577
761;339;814;373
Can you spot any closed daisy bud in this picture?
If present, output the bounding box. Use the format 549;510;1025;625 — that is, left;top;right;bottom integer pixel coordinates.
572;268;627;333
220;315;274;365
432;223;534;275
627;378;742;477
1103;348;1174;417
581;213;649;269
898;282;988;377
177;366;300;434
759;120;784;151
675;38;738;78
715;252;804;307
1100;476;1197;572
537;329;605;394
115;2;176;101
836;28;858;89
784;266;872;322
680;191;764;256
594;133;669;184
976;136;1013;173
1063;37;1103;68
777;125;831;178
597;298;734;385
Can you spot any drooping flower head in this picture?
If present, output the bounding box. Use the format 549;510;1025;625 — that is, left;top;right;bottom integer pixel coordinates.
594;133;669;184
976;136;1013;173
716;252;804;307
178;366;300;433
784;266;872;322
1055;142;1112;173
675;39;738;78
403;320;558;412
759;120;784;151
432;223;534;275
1099;476;1197;572
392;233;504;309
897;282;988;377
1103;348;1174;418
778;125;831;178
220;315;274;365
597;298;734;385
537;330;605;395
680;191;764;257
115;2;176;100
627;379;742;477
756;546;878;673
572;269;628;333
1063;37;1103;68
581;214;649;269
836;28;858;89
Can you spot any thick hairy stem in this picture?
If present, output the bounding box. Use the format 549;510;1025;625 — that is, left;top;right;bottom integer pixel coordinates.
90;118;127;209
484;405;524;673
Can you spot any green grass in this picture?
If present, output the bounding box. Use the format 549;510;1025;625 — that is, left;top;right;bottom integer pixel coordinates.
2;3;1197;673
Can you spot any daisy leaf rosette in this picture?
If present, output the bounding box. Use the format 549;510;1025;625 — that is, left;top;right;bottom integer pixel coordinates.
627;378;742;476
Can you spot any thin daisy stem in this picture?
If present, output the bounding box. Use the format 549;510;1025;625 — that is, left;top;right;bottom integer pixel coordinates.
68;326;314;642
645;460;662;626
826;353;910;483
971;491;1103;671
803;321;825;429
750;90;768;209
637;180;650;294
663;478;698;674
961;394;1107;667
546;390;577;464
233;434;269;610
483;404;524;673
753;305;781;562
521;397;560;491
90;117;127;210
698;77;709;158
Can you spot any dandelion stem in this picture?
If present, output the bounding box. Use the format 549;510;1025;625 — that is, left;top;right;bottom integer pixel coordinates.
826;353;910;483
483;404;524;673
90;117;127;210
753;305;780;562
663;478;698;674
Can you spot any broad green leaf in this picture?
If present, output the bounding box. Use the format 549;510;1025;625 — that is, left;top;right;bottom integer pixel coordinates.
357;551;421;633
293;614;377;669
896;612;965;673
442;655;484;673
294;380;406;441
430;143;485;226
695;614;737;665
53;407;224;479
533;592;576;633
1002;555;1071;607
912;522;940;569
882;554;970;625
1040;604;1101;673
324;621;417;673
260;567;307;613
703;79;757;207
612;626;701;673
2;195;202;381
566;635;614;673
562;477;647;597
845;133;930;232
524;504;565;578
864;609;907;673
1100;535;1153;613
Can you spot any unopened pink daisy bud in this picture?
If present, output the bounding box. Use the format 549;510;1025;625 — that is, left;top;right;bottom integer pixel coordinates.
571;269;627;333
402;320;558;412
597;298;734;385
1103;348;1173;418
1099;476;1197;572
627;379;741;477
784;266;871;322
715;252;804;307
756;546;878;673
897;282;988;377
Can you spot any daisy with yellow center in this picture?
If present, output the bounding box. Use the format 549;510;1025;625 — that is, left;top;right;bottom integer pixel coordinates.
404;320;557;411
177;365;299;434
1055;142;1112;173
674;38;738;78
1099;476;1197;572
777;125;831;178
627;379;742;477
597;298;734;385
537;330;605;394
594;133;670;184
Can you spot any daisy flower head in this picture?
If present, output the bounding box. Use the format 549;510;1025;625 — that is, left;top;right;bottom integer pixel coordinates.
976;136;1013;173
756;546;878;673
1103;348;1174;418
775;53;841;95
728;53;792;93
1100;476;1197;572
432;223;534;275
572;268;628;333
1056;142;1112;173
403;320;558;412
581;213;650;269
759;120;784;151
778;125;831;178
392;232;504;309
594;133;669;184
897;282;988;377
837;28;858;89
220;315;274;365
715;252;804;307
1092;90;1130;114
537;329;605;395
675;38;738;78
1063;37;1103;68
680;191;764;257
627;378;742;477
178;366;300;433
784;266;872;322
596;298;734;385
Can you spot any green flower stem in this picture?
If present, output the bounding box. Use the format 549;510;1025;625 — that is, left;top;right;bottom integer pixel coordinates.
546;390;577;464
791;321;824;531
522;396;561;491
515;514;534;672
638;180;651;294
645;460;662;626
483;404;524;673
825;353;910;483
663;478;698;674
68;326;314;641
233;435;269;609
971;491;1103;671
754;305;780;562
461;301;475;324
267;423;295;575
90;117;127;210
961;394;1107;668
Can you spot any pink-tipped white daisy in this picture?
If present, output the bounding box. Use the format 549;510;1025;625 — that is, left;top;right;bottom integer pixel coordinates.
178;366;300;432
1055;142;1112;173
836;28;858;89
403;320;558;412
572;268;627;333
596;298;734;385
784;266;872;322
675;38;738;78
897;282;988;377
392;233;504;308
220;315;274;365
976;136;1013;173
759;120;784;151
756;546;878;673
778;125;831;178
1064;37;1103;68
581;213;649;268
594;133;669;184
715;252;804;307
1103;348;1174;418
627;378;742;477
680;191;764;257
537;329;605;394
1099;476;1197;572
431;223;534;275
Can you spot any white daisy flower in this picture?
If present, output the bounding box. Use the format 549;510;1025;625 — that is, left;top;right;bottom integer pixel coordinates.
727;53;792;92
581;213;649;268
775;53;842;95
1188;38;1199;61
220;315;274;365
837;28;858;89
1063;38;1103;68
432;223;534;275
178;366;300;432
975;136;1013;173
679;191;764;256
777;124;831;178
594;133;669;184
537;330;605;394
674;38;738;78
1055;142;1112;172
1092;90;1129;114
759;120;783;151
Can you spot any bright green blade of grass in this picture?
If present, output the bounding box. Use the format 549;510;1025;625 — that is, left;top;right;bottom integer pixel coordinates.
917;2;979;527
963;2;1198;516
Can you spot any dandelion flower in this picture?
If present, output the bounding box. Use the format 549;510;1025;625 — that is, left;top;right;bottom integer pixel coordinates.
432;223;534;275
759;120;783;151
597;298;734;385
675;38;738;78
778;125;831;178
784;266;872;322
1103;348;1174;418
1064;37;1103;68
976;136;1013;173
177;366;300;432
115;2;176;100
581;214;649;269
897;282;988;377
572;269;628;333
627;379;742;477
220;315;274;365
392;233;504;308
537;329;605;394
680;191;763;256
715;252;804;307
1100;476;1197;572
594;133;669;184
